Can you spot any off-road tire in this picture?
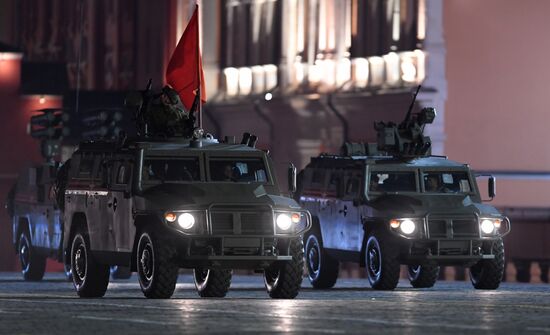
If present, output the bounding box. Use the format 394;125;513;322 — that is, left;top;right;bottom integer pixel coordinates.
408;264;439;288
70;230;110;297
365;230;400;290
110;266;132;280
193;269;232;298
264;238;304;299
137;229;179;299
19;230;46;281
470;239;505;290
305;232;339;289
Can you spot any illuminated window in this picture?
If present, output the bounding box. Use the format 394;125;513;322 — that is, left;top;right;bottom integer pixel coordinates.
220;0;281;68
350;0;421;58
220;0;281;96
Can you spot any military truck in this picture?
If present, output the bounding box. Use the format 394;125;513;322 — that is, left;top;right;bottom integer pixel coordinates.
297;88;510;290
57;86;310;299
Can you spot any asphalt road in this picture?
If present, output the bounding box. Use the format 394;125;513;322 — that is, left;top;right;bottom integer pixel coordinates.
0;272;549;334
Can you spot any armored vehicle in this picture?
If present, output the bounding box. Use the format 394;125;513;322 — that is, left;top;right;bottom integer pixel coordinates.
8;162;68;281
58;86;310;299
7;107;133;281
297;89;510;290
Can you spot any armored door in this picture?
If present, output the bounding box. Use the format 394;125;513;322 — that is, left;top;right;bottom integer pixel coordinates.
336;170;362;251
108;158;135;255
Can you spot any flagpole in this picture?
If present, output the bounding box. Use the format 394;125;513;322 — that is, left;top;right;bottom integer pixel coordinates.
196;3;202;129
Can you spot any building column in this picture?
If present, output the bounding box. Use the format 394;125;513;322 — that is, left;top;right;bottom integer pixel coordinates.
200;0;220;100
419;0;447;155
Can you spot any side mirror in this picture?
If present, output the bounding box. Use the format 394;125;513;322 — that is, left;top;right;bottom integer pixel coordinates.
488;176;496;199
288;163;297;194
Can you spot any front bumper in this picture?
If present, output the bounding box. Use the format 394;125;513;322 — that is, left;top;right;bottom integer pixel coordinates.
400;238;501;265
171;235;296;269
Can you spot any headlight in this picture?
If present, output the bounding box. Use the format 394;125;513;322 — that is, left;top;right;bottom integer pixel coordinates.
177;213;195;230
400;219;416;235
276;213;292;230
389;218;417;235
480;218;501;235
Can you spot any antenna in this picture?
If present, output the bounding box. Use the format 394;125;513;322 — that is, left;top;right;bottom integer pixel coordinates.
75;0;85;115
402;85;421;128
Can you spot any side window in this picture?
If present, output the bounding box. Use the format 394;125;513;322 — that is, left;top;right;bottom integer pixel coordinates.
343;170;361;199
327;170;340;195
78;155;94;177
93;155;104;181
310;169;326;190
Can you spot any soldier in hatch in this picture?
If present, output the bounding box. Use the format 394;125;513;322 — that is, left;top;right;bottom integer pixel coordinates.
148;86;192;137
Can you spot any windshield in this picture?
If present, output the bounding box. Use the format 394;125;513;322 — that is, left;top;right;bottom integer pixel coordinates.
142;157;200;182
209;158;268;183
369;172;417;192
422;171;472;193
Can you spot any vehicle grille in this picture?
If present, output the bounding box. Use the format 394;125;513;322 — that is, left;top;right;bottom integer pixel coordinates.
210;206;274;235
427;216;479;238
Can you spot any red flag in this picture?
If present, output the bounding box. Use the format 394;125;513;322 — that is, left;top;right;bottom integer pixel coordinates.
166;5;207;111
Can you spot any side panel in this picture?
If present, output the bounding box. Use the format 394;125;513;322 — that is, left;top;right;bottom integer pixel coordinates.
30;204;50;249
64;191;116;252
88;191;116;251
318;198;340;249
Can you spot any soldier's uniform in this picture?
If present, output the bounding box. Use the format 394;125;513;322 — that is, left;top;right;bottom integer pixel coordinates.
148;86;192;137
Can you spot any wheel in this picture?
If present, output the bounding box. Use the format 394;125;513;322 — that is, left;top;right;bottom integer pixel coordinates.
70;229;110;297
514;261;531;283
64;262;73;282
365;230;400;290
136;229;178;299
110;266;132;280
470;239;505;289
19;230;46;281
408;264;439;288
193;268;232;297
305;233;339;289
264;238;304;299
